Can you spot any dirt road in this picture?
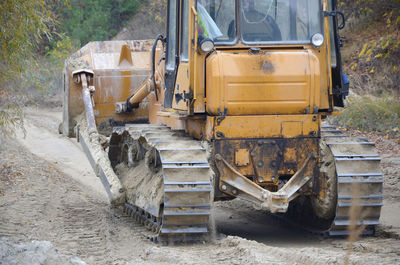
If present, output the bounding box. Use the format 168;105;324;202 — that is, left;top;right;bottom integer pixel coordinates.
1;107;400;265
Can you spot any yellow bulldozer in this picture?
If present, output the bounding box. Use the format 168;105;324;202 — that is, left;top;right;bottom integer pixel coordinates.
62;0;383;243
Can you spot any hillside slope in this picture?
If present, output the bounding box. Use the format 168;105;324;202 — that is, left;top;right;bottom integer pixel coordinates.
113;0;165;40
332;1;399;136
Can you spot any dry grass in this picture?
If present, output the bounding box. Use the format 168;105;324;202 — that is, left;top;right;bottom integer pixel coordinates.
330;94;400;136
0;105;25;139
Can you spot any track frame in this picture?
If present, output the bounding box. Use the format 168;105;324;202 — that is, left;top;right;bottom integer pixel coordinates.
110;124;213;243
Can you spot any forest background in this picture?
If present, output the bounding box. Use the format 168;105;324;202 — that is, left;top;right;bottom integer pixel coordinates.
0;0;399;137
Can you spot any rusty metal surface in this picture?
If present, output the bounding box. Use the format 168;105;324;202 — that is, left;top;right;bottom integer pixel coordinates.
215;153;316;213
212;138;318;188
206;115;320;140
63;40;154;137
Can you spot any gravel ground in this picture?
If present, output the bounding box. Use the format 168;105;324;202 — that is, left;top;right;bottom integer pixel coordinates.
0;107;399;265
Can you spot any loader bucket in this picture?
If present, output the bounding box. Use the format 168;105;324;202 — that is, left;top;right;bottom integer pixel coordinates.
62;40;154;137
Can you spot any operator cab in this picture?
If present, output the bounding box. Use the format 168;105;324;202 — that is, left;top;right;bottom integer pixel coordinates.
198;0;320;45
164;0;347;113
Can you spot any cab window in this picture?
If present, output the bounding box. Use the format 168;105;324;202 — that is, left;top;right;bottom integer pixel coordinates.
181;0;189;61
240;0;322;43
166;0;178;70
197;0;236;43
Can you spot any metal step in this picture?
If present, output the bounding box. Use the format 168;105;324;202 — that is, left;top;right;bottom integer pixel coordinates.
321;135;346;138
147;136;192;142
338;194;383;200
338;202;383;207
164;188;212;193
164;181;211;186
335;157;381;162
334;154;379;158
334;220;380;226
329;228;375;236
161;227;208;234
158;147;206;151
163;165;210;169
327;142;376;146
355;137;369;141
161;161;209;164
338;173;382;177
164;204;211;208
163;211;210;216
152;140;198;144
338;179;383;184
322;130;342;134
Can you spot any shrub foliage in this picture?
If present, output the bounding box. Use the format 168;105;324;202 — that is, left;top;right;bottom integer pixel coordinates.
339;0;400;94
61;0;141;46
0;0;62;137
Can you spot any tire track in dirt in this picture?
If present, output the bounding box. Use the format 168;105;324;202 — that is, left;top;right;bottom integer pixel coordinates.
0;170;55;241
58;197;110;265
0;138;150;265
0;139;111;264
2;107;400;265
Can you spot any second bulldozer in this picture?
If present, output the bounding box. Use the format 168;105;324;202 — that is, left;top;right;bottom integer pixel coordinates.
62;0;383;242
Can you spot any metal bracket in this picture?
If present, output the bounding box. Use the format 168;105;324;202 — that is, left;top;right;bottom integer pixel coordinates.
215;153;316;213
323;11;338;17
72;69;94;84
217;107;228;116
216;116;225;126
215;108;227;126
184;90;194;101
323;10;346;29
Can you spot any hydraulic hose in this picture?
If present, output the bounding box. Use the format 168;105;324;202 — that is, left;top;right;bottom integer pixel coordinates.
122;35;165;113
150;34;164;101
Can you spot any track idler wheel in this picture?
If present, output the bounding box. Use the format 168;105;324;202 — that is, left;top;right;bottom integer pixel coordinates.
310;140;338;220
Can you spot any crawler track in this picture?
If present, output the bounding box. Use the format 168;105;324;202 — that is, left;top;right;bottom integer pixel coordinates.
109;124;382;241
283;126;383;237
110;124;213;243
322;126;383;236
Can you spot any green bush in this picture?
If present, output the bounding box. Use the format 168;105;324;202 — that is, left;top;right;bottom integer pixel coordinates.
0;0;61;137
61;0;141;46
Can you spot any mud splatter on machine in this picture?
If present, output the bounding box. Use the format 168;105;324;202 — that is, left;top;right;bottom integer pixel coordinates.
62;0;382;243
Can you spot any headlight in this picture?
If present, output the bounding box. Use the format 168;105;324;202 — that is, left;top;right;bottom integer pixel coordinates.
311;33;324;47
199;38;215;53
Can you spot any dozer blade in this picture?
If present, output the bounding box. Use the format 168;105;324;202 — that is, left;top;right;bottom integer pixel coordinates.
61;40;154;138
